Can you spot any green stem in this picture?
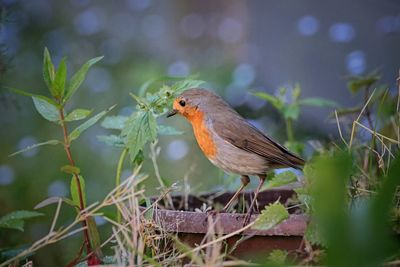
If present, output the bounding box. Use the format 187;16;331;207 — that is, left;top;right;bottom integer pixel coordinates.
115;148;128;223
286;118;294;142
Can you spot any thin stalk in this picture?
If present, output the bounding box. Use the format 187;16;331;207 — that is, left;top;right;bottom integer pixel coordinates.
363;86;381;177
150;140;174;209
59;108;100;265
115;148;128;223
285;118;294;142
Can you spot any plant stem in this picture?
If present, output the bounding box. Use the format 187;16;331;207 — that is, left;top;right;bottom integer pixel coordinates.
286;118;294;143
363;86;381;177
150;140;174;209
58;108;100;264
115;148;128;223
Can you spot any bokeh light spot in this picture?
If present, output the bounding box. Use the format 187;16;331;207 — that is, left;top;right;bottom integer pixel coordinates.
74;7;105;35
346;50;366;75
167;140;189;161
17;136;39;157
86;67;113;93
47;180;68;197
232;63;255;87
218;18;243;43
297;15;319;36
168;61;190;77
329;23;355;43
0;165;15;185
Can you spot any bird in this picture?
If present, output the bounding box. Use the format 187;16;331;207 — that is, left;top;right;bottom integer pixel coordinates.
167;88;305;225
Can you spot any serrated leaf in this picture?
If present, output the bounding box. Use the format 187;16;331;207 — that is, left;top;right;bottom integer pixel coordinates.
101;115;128;130
122;111;157;161
61;165;80;174
69;105;116;142
64;56;103;102
32;96;60;122
157;125;183;135
267;249;288;265
252;201;289;230
43;47;56;95
97;135;125;147
34;196;76;209
0;210;43;231
299;97;338;108
65;108;92;122
129;93;149;107
305;220;326;246
252;92;284;110
9;139;60;157
70;175;86;208
262;171;297;190
54;57;67;98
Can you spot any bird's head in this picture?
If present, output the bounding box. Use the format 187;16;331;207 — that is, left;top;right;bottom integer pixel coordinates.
167;88;220;121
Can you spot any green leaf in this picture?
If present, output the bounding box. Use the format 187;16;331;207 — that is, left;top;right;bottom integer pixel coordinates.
0;210;43;231
87;216;102;257
305;220;326;246
65;108;92;122
61;165;80;174
69;105;116;142
97;135;125;147
101;115;128;130
9;139;60;157
267;249;289;265
347;73;380;94
54;57;67;98
34;196;76;209
252;92;283;110
157;125;183;135
299;97;338;108
252;201;289;230
70;175;86;208
43;47;56;95
262;171;297;190
129;93;149;108
64;56;104;102
32;96;60;122
7;87;59;107
282;104;300;120
122;111;157;161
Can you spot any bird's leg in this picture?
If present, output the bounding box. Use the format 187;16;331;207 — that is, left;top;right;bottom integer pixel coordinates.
221;175;250;212
243;174;266;226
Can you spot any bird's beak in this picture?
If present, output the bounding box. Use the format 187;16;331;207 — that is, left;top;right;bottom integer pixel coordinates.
167;109;178;118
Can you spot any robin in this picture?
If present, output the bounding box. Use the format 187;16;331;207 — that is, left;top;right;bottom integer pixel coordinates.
167;88;305;225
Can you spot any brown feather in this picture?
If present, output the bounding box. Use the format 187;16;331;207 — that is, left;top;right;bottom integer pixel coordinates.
211;106;305;170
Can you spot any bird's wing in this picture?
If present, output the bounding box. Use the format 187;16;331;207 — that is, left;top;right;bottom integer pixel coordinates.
211;113;305;169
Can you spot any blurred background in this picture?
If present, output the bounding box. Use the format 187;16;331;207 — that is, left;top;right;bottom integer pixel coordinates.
0;0;399;265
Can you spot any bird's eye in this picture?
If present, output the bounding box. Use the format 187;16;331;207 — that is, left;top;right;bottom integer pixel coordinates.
179;100;186;107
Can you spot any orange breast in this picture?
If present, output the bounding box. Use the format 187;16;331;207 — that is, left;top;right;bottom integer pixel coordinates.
186;110;217;158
